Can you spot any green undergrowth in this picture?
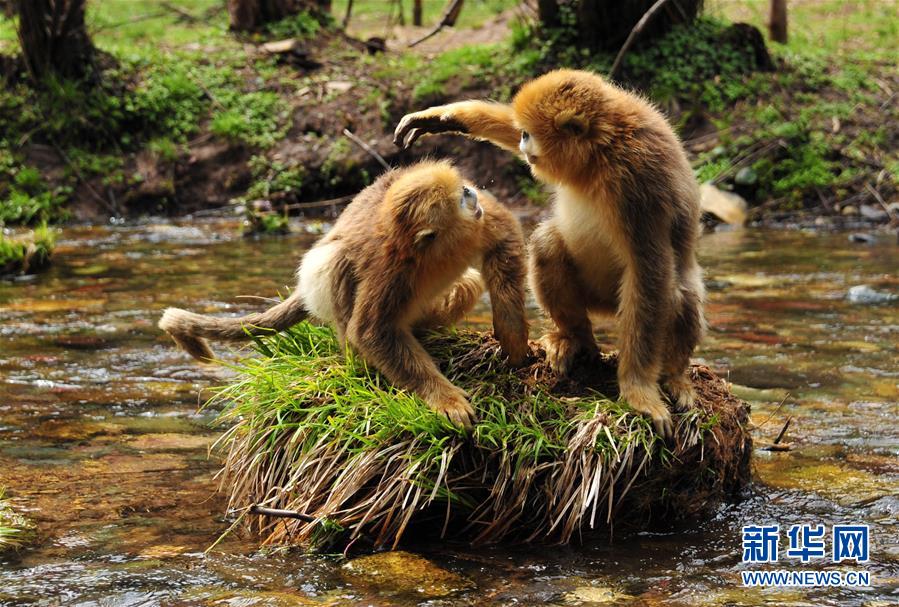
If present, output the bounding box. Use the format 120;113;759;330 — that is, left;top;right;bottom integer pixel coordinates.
210;323;750;549
0;224;55;276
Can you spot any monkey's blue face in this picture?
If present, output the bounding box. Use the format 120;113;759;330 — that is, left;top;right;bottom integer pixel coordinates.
519;130;542;166
461;185;483;220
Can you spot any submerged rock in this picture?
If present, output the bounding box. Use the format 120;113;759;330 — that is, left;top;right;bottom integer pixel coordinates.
563;586;634;604
341;551;472;598
847;285;897;304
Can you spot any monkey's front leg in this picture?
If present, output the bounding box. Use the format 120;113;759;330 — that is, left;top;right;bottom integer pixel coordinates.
616;247;676;438
480;202;529;365
529;222;600;375
394;101;521;153
350;320;476;428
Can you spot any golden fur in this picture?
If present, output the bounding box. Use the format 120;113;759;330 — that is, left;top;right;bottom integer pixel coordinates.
159;161;529;428
395;70;706;437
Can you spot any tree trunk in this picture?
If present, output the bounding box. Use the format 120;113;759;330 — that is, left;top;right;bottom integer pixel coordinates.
413;0;423;27
16;0;96;82
538;0;703;51
227;0;328;31
768;0;787;44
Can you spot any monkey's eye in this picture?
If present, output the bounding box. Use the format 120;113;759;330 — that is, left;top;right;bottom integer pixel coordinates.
461;186;478;210
521;131;530;141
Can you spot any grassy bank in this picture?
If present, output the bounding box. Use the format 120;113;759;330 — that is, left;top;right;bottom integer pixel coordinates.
1;1;894;225
210;324;751;549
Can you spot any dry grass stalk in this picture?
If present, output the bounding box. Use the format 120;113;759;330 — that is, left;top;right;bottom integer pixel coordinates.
209;323;751;549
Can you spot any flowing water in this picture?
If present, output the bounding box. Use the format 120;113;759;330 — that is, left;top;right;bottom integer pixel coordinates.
0;221;896;606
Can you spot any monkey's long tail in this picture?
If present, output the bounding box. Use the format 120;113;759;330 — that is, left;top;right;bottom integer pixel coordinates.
158;291;307;362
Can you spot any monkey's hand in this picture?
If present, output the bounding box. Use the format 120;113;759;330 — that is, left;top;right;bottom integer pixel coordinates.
539;332;599;377
426;384;476;429
620;381;673;439
394;107;467;149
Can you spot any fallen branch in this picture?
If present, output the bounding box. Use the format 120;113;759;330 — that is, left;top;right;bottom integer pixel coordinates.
250;505;316;522
773;415;792;444
342;128;390;171
609;0;674;80
408;0;465;48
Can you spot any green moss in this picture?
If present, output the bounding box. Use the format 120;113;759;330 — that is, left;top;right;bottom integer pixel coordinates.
247;155;305;200
0;224;56;276
413;44;502;102
211;90;290;148
0;156;69;225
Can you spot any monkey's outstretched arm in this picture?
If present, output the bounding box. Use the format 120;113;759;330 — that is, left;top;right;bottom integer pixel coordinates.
394;101;521;154
480;200;529;365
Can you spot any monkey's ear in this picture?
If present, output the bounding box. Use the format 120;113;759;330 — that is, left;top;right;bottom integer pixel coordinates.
414;229;437;247
554;110;589;137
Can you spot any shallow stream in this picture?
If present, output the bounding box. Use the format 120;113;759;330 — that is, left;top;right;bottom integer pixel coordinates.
0;222;896;606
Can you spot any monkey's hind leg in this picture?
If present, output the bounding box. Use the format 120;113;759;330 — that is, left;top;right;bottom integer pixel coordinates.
415;269;485;329
661;275;706;411
529;222;599;376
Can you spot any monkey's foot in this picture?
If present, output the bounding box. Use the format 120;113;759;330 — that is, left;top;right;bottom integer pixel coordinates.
664;373;696;413
620;381;673;438
539;332;598;377
498;331;529;367
427;387;476;429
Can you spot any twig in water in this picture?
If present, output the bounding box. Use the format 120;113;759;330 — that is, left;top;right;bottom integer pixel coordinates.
250;505;316;522
773;415;792;445
753;394;790;429
609;0;674;80
283;195;354;211
342;129;390;171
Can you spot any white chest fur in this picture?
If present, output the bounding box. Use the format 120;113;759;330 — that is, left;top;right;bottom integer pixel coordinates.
554;186;624;300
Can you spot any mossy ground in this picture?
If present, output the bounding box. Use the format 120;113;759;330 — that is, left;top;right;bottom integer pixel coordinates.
1;1;894;226
210;324;750;549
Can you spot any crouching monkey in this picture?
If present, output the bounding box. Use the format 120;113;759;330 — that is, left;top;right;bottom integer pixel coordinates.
159;161;528;428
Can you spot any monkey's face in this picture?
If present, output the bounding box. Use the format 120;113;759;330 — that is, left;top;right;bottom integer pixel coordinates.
513;70;608;186
384;162;483;256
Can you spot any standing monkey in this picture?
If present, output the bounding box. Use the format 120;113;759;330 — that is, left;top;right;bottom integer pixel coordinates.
159;161;528;428
395;69;705;436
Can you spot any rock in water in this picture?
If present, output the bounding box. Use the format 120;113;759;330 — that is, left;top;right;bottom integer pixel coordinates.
847;285;897;304
700;183;748;226
342;551;473;598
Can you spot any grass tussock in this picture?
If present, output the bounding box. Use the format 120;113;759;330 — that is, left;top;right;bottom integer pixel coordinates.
0;487;33;552
211;323;751;549
0;224;55;276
